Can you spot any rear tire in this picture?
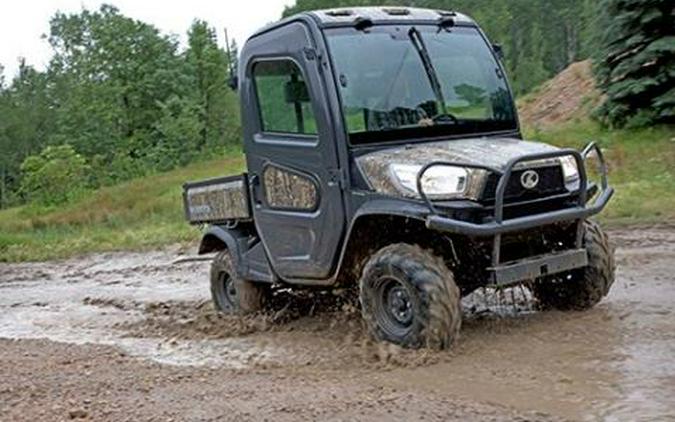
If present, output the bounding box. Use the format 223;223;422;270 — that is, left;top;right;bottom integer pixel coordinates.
210;250;267;314
532;220;615;310
359;243;461;350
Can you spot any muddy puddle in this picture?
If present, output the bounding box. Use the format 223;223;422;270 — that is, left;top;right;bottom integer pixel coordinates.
1;228;674;420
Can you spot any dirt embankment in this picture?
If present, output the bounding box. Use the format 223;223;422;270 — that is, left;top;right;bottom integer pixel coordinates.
518;60;602;129
1;227;674;421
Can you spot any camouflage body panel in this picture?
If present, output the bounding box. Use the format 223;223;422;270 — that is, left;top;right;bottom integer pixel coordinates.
263;165;318;210
184;176;250;224
356;137;562;200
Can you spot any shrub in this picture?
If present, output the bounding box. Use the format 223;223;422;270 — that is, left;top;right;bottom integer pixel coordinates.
20;145;90;205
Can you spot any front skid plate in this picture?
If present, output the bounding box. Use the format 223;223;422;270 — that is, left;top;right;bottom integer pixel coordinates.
489;249;588;286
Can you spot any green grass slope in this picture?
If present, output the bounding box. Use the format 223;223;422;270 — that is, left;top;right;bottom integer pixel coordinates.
525;122;675;225
0;157;244;262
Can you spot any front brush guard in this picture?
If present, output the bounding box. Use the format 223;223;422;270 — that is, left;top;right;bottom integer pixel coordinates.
416;142;613;282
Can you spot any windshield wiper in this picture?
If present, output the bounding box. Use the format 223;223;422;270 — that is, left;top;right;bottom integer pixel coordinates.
407;27;453;122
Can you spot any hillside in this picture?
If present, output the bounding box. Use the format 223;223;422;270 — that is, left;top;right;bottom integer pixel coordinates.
518;61;675;228
518;60;602;130
1;64;674;262
0;157;244;262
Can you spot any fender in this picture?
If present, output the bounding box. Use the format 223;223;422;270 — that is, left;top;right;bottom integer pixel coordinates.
199;224;276;283
199;225;240;255
198;224;249;278
330;197;431;285
351;197;430;221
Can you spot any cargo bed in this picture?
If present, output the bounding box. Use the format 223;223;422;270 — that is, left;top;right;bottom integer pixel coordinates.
183;174;251;224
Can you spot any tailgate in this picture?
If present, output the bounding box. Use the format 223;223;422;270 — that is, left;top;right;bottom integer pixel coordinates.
183;174;251;224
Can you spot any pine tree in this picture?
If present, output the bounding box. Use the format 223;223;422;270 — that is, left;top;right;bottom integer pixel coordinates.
185;21;234;150
594;0;675;126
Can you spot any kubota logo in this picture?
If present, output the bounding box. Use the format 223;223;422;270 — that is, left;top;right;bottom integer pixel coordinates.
520;170;539;189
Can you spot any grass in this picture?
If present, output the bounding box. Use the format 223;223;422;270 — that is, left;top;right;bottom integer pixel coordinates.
0;156;245;262
1;121;673;262
524;121;675;226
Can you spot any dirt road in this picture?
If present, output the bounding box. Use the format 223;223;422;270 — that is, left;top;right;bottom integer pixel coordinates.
1;227;674;421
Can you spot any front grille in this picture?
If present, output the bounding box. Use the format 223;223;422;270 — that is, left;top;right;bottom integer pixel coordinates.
481;165;565;203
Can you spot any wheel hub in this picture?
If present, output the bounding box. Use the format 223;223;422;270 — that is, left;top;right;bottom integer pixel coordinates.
387;285;413;324
223;275;237;305
373;276;414;338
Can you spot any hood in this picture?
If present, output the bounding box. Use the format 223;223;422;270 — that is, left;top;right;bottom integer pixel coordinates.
356;137;561;199
357;137;560;171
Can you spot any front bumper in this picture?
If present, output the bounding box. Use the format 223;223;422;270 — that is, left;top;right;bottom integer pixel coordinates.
417;142;612;285
426;186;613;236
490;248;588;285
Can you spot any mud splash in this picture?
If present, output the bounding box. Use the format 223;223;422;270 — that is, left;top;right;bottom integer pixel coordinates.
1;227;674;420
0;249;434;370
0;249;264;367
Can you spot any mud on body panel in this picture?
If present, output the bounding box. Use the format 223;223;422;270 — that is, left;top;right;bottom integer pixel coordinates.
356;144;486;200
355;138;561;200
262;165;318;210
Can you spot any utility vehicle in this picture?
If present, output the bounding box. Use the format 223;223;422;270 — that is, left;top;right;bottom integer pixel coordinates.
183;7;615;349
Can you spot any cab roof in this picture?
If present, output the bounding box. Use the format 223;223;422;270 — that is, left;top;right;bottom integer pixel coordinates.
307;7;474;25
249;7;476;40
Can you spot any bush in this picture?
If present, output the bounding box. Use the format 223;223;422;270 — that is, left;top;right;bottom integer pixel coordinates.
20;145;90;205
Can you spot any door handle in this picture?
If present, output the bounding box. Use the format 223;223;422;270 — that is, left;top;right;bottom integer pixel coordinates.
249;174;263;206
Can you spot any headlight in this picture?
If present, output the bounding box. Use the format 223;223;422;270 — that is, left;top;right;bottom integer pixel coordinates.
560;156;580;189
389;163;469;199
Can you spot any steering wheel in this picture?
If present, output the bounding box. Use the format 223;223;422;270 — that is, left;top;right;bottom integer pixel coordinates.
415;106;459;126
431;112;459;125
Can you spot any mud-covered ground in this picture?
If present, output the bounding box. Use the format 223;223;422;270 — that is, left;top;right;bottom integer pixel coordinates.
1;227;674;421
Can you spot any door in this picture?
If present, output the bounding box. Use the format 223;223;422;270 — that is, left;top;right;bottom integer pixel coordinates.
244;23;345;281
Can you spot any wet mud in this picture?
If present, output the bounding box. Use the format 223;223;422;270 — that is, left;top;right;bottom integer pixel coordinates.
1;227;674;420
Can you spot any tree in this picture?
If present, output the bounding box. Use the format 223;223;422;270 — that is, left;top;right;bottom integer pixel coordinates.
1;5;245;208
20;145;90;205
47;5;189;159
152;96;204;170
594;0;675;126
579;0;602;59
0;64;8;207
0;60;55;207
185;21;232;150
514;24;549;94
455;83;486;107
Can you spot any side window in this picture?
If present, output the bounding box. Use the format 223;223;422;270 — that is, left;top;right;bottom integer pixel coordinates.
262;165;318;211
253;60;318;135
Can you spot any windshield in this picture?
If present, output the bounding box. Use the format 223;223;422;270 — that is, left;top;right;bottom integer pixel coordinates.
325;25;517;144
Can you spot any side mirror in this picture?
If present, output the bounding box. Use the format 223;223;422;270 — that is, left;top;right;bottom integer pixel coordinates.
284;80;309;103
492;43;504;61
228;75;238;91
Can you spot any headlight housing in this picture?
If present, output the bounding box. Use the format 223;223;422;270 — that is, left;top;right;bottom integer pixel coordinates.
559;156;580;190
389;163;469;199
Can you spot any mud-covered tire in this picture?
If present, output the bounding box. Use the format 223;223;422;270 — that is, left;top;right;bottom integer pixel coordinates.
533;220;615;311
359;243;461;350
210;250;266;314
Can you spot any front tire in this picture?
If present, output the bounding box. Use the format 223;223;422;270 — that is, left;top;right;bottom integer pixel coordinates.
210;250;267;314
533;220;615;310
359;243;461;350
